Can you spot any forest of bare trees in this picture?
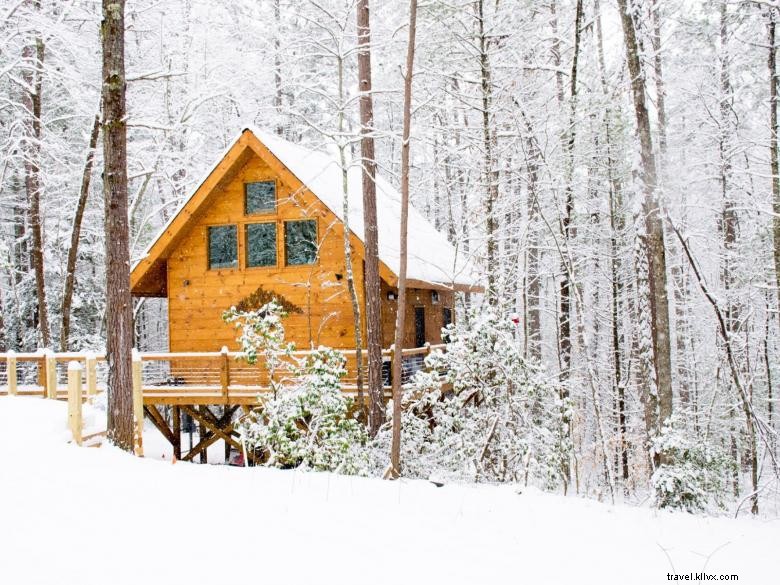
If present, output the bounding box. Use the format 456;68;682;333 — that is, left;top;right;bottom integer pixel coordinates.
1;0;779;511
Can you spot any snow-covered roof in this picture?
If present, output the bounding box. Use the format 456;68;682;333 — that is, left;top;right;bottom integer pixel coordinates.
131;127;480;295
248;128;478;289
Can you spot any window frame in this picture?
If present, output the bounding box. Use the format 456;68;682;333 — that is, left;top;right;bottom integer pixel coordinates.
206;223;239;271
284;219;319;267
244;221;278;269
244;180;277;215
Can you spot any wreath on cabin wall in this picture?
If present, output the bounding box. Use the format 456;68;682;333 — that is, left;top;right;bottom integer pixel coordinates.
234;285;303;316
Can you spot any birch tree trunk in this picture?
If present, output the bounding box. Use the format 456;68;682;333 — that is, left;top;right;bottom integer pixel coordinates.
102;0;134;451
390;0;418;478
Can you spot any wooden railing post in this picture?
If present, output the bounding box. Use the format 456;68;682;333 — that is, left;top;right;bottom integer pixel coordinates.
6;350;17;396
67;361;83;445
85;352;97;399
220;346;230;403
132;349;144;457
43;349;57;399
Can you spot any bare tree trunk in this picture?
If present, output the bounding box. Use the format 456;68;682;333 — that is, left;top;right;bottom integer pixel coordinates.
273;0;283;135
596;0;629;490
390;0;418;478
61;114;100;351
558;0;583;388
357;0;384;435
672;226;760;514
336;53;365;414
102;0;134;451
556;0;584;493
475;0;499;305
617;0;674;465
21;0;50;348
521;111;542;363
769;10;780;312
651;0;668;160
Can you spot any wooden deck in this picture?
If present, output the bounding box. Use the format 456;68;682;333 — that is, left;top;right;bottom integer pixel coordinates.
0;345;441;462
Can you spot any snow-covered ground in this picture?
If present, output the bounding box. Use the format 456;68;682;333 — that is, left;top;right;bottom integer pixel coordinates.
1;396;777;585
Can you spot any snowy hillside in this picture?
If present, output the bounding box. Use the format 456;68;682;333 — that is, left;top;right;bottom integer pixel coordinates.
0;396;776;585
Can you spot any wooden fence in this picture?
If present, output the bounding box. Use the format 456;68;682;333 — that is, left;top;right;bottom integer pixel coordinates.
0;344;443;452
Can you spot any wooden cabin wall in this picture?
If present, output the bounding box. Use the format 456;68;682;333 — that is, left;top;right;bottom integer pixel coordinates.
379;281;454;348
166;153;366;352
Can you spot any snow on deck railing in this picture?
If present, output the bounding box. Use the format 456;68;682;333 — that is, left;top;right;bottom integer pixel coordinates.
0;344;445;450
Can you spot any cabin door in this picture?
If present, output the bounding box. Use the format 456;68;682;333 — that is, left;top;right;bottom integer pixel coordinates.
414;307;426;347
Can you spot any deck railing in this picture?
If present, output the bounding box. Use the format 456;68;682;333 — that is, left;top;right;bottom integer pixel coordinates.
0;344;444;403
0;344;444;453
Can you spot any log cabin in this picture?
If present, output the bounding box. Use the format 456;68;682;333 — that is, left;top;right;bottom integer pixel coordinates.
130;128;480;354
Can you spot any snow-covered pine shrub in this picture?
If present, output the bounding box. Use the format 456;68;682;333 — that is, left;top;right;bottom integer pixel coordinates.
224;302;367;474
239;347;369;474
223;299;294;396
651;417;733;513
374;310;571;488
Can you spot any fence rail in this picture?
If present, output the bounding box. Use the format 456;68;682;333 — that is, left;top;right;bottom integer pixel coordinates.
1;344;442;402
0;344;445;457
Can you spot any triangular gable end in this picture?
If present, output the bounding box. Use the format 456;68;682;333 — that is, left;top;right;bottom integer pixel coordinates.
131;129;400;296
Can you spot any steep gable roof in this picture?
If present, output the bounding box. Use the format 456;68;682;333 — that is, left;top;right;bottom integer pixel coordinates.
130;128;480;296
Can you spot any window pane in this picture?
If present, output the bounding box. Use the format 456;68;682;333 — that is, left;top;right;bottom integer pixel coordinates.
245;181;276;214
208;225;238;269
246;223;277;267
443;307;453;328
285;220;317;265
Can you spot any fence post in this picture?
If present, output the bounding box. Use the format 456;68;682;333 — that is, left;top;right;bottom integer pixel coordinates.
220;346;230;403
44;349;57;399
67;361;83;445
7;350;17;396
85;352;97;399
423;342;432;373
132;349;144;457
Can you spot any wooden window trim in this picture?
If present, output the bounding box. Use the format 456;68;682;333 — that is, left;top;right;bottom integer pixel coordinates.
244;221;278;270
206;223;239;272
244;180;277;216
283;218;319;267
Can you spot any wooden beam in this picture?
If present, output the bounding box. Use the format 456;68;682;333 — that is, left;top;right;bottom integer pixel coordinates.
44;350;57;399
182;429;219;462
143;405;176;446
85;353;97;398
6;351;17;396
172;405;181;459
180;405;243;454
132;350;144;456
67;361;83;445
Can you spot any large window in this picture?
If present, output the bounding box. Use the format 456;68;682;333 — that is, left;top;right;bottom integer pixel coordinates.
284;220;317;265
208;225;238;269
246;223;277;268
245;181;276;214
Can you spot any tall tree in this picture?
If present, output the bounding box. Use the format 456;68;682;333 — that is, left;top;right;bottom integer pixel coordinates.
390;0;419;478
616;0;674;464
356;0;384;435
60;114;100;351
102;0;134;451
21;0;50;348
769;8;780;311
475;0;498;305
